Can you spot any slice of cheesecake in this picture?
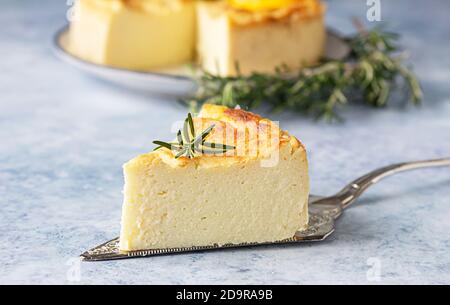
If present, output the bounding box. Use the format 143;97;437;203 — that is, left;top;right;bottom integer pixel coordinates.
119;104;309;251
196;0;326;76
69;0;195;70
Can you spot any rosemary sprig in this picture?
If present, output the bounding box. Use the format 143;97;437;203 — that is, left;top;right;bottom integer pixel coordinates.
153;113;235;158
184;23;423;121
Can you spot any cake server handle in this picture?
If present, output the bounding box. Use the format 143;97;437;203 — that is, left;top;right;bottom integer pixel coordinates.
312;157;450;217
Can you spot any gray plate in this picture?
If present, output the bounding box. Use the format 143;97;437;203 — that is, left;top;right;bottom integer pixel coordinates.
52;26;350;96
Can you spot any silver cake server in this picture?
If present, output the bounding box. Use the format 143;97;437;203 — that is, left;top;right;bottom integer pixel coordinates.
81;157;450;262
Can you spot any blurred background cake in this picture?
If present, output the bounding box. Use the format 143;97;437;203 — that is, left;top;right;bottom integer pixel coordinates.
69;0;196;70
69;0;325;75
197;0;326;76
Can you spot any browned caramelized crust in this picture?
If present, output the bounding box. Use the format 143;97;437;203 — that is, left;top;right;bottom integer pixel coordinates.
137;104;305;169
121;0;192;12
202;0;326;26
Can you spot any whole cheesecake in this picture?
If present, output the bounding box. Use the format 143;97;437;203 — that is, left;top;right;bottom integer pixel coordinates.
196;0;326;76
119;104;310;251
69;0;196;70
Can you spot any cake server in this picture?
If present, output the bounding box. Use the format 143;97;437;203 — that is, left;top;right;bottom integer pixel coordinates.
81;157;450;261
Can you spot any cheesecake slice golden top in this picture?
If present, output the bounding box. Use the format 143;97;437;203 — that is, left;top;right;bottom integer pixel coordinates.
153;104;302;168
119;104;309;251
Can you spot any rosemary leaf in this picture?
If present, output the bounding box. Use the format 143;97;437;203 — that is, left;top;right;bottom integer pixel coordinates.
193;124;215;146
175;148;187;159
152;141;175;151
202;142;236;151
183;24;423;121
187;113;195;138
182;116;191;144
176;130;183;146
153;113;235;159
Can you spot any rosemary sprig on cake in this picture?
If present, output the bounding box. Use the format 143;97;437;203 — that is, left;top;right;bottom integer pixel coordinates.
184;23;423;121
153;113;235;158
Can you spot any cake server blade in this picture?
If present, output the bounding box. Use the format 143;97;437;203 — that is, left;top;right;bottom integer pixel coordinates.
80;211;335;262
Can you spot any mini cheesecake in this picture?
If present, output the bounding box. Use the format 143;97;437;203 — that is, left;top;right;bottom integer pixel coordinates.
196;0;326;76
119;104;309;251
69;0;195;70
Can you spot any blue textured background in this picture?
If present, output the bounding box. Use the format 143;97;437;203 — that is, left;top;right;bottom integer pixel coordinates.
0;0;449;284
